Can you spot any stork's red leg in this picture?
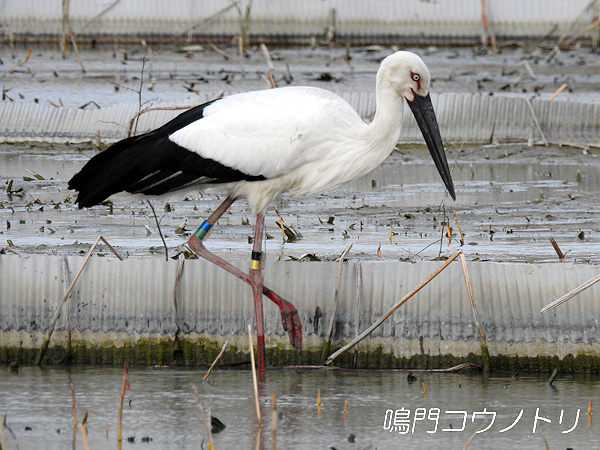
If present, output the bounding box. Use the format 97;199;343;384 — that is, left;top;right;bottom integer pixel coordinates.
186;196;303;354
250;213;266;374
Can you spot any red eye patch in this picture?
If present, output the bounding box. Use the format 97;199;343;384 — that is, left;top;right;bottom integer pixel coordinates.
410;71;422;91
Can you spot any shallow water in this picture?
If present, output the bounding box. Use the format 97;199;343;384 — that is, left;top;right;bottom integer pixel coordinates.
3;142;600;264
0;365;597;449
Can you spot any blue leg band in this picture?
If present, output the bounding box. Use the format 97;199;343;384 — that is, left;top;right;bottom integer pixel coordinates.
194;220;212;239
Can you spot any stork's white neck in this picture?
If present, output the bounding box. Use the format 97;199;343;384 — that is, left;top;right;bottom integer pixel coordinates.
363;85;404;165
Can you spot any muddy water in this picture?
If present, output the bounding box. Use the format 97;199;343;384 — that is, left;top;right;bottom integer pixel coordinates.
0;365;597;449
2;142;600;263
2;45;600;107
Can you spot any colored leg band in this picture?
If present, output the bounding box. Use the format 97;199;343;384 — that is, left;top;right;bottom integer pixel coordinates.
194;220;212;239
250;251;262;270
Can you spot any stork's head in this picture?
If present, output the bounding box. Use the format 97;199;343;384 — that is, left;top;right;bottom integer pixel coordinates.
378;51;456;201
377;51;431;101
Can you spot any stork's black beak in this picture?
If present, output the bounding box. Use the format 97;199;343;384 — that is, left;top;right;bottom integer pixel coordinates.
408;93;456;200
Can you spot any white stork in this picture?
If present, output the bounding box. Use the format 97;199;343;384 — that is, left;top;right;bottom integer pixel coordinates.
69;51;456;372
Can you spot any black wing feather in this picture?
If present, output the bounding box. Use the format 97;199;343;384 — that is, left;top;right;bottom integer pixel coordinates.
68;99;265;208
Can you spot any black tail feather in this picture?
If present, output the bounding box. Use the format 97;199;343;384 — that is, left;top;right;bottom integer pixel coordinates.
68;99;264;208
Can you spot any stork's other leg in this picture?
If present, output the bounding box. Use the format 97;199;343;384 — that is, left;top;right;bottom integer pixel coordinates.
250;213;266;374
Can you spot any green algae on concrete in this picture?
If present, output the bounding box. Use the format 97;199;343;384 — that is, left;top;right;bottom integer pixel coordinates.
1;330;600;373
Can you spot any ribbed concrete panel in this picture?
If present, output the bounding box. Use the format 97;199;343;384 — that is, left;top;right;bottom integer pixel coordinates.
2;254;600;360
1;0;597;42
1;94;598;146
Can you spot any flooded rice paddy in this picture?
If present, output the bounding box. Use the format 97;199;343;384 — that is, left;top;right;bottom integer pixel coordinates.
2;141;600;264
2;43;600;449
0;365;598;449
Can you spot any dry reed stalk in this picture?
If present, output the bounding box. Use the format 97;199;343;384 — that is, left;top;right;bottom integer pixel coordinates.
61;0;85;72
173;258;185;336
2;48;32;76
192;384;215;450
147;200;169;260
163;2;237;44
248;325;262;426
208;43;229;60
480;0;498;53
260;43;275;74
266;72;276;89
463;427;478;449
253;426;263;450
36;236;122;365
453;210;464;245
323;244;353;361
273;206;287;243
548;0;598;61
117;363;130;443
563;17;600;47
352;262;362;368
127;105;199;138
541;271;600;312
459;252;490;372
271;393;277;450
74;0;121;35
81;410;89;450
524;98;548;146
549;83;569;101
549;237;565;261
203;340;229;381
68;376;77;427
344;399;348;424
326;251;462;364
0;414;5;450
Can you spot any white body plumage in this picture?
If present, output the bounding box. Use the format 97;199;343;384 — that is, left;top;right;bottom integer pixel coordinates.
169;85;403;214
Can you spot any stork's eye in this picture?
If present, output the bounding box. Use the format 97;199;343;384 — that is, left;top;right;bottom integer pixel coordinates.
412;74;420;82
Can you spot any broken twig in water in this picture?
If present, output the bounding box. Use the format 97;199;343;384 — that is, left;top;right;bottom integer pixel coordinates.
192;384;215;450
271;393;277;450
81;410;90;450
541;270;600;312
68;376;78;427
326;251;462;365
0;415;5;450
248;325;262;426
35;236;122;365
203;340;229;381
117;363;130;444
